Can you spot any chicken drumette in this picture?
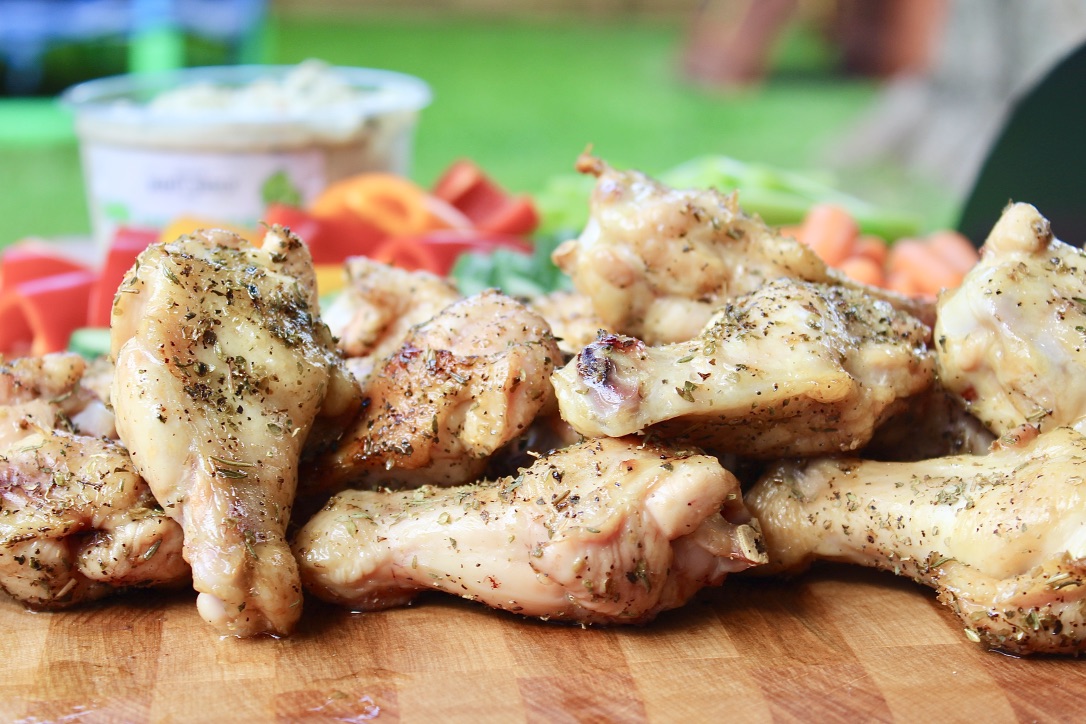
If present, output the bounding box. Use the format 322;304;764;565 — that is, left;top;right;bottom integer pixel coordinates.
937;202;1086;437
745;426;1086;656
307;290;561;495
294;437;766;623
554;279;934;458
110;227;361;637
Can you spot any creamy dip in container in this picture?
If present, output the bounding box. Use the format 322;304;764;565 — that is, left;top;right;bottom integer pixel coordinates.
62;61;432;250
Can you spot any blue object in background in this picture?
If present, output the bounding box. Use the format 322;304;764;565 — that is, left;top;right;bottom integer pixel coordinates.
0;0;266;96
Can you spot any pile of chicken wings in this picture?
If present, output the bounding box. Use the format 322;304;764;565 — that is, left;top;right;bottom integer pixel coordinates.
3;156;1084;655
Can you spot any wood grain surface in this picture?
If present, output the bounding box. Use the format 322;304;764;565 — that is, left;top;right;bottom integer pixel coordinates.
2;564;1082;723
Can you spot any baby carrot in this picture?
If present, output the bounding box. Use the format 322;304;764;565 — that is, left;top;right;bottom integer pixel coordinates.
886;270;923;296
925;230;980;274
852;234;889;267
886;239;961;297
838;255;885;287
799;204;859;267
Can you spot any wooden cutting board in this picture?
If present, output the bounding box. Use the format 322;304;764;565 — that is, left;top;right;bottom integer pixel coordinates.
2;564;1082;723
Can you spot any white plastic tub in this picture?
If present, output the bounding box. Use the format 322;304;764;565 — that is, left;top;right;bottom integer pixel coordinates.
61;62;432;250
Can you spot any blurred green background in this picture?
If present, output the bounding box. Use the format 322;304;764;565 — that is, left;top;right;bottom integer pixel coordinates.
0;7;956;247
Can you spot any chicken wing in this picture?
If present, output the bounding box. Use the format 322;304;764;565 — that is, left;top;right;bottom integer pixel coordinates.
307;290;561;495
0;352;115;439
936;202;1086;436
552;154;932;345
553;279;934;458
1;424;188;608
110;227;361;637
294;437;765;624
745;426;1086;655
323;257;461;380
1;353;186;607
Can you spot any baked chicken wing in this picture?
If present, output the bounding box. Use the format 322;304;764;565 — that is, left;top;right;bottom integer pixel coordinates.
110;227;361;637
308;290;560;495
323;257;461;380
1;354;185;608
553;279;934;458
294;437;766;623
745;426;1086;656
552;154;931;345
937;202;1086;436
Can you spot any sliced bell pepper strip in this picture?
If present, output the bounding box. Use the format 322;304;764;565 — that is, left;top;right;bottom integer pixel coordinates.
0;270;98;356
474;196;539;236
310;174;435;237
1;243;92;293
431;159;486;206
87;226;160;328
432;159;539;235
263;204;387;264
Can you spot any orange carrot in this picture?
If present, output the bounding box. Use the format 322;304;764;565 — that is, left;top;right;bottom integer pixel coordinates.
799;204;859;267
778;224;803;242
853;234;889;267
838;255;885;287
926;230;979;274
886;270;924;297
312;174;435;236
887;239;961;296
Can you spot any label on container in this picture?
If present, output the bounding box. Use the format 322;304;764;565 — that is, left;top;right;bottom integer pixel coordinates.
81;143;329;250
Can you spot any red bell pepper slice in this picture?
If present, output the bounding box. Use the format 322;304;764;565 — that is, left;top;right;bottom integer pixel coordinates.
0;270;98;356
0;244;92;293
432;160;540;236
263;204;387;264
87;226;160;328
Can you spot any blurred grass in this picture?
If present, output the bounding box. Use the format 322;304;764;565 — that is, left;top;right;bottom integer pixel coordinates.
0;15;953;247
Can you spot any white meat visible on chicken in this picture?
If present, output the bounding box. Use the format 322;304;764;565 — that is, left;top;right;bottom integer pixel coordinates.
553;279;934;458
307;290;561;495
936;202;1086;437
745;426;1086;655
110;227;361;637
294;437;766;623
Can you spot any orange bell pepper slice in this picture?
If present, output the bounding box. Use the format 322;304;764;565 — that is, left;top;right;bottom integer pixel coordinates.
311;174;436;237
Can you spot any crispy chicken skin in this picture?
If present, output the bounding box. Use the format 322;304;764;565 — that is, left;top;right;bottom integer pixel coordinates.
552;154;932;345
745;426;1086;656
110;227;361;637
553;279;934;458
308;290;560;495
937;202;1086;437
294;437;766;623
323;257;462;379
